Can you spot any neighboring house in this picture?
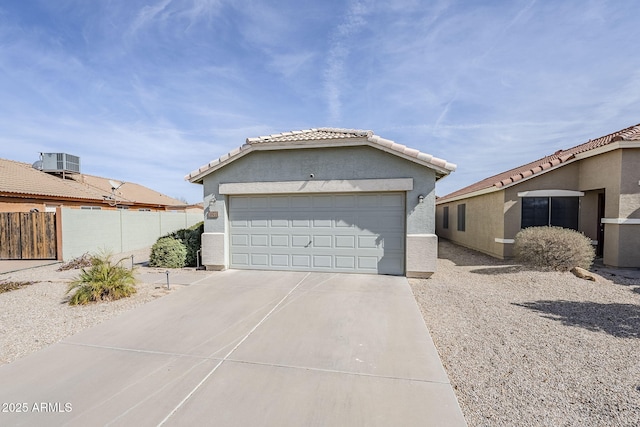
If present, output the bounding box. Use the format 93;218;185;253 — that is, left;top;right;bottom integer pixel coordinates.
0;156;190;212
187;128;456;277
1;155;203;261
436;123;640;268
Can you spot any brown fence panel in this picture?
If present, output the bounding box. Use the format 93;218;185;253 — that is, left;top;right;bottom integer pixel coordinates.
0;212;56;260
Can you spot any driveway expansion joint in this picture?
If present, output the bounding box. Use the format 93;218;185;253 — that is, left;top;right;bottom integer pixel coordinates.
224;358;452;385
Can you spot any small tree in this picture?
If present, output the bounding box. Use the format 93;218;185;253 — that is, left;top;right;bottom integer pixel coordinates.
67;252;137;305
514;226;595;271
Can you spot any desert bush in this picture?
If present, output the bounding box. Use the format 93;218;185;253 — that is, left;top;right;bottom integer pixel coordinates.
165;222;203;267
149;236;187;268
67;252;137;305
514;226;595;271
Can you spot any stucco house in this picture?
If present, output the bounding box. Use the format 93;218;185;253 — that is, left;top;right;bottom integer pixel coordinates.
436;123;640;268
186;128;456;277
0;156;191;212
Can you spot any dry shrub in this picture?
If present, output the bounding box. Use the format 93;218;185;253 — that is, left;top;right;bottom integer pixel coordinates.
0;280;34;294
514;226;595;271
57;253;93;271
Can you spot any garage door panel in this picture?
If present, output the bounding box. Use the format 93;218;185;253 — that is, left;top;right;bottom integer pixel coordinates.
335;256;356;269
231;234;249;246
271;254;289;267
292;255;311;268
357;195;379;208
313;255;332;268
335;216;355;227
292;235;312;247
312;218;332;227
335;235;356;248
230;194;405;275
231;253;249;266
269;196;290;208
313;196;333;208
291;197;312;208
250;197;269;209
357;256;378;270
231;219;249;228
380;193;405;207
313;235;332;248
250;235;268;247
270;235;289;247
250;253;269;266
383;235;404;251
270;218;288;227
358;235;379;249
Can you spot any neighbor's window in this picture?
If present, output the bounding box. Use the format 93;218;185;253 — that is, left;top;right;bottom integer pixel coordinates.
521;197;579;230
457;204;466;232
443;206;449;229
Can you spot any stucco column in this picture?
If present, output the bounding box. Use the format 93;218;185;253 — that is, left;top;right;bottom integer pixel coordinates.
406;234;438;278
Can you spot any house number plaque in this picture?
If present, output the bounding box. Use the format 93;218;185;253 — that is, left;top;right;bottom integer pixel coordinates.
207;211;219;219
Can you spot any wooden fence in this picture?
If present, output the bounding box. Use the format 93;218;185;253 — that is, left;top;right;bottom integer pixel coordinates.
0;212;57;260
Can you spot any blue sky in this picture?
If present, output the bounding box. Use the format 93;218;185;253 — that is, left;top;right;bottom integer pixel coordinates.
1;0;639;203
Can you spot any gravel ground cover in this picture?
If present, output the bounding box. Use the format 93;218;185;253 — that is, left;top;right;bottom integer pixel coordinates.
0;248;185;366
410;240;640;427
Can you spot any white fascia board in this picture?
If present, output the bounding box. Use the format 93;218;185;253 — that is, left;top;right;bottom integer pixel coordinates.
365;142;454;175
187;147;253;183
219;178;414;195
436;186;502;205
601;218;640;224
571;141;640;161
517;190;585;197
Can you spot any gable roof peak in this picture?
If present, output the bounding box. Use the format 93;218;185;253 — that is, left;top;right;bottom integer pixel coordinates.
187;127;456;183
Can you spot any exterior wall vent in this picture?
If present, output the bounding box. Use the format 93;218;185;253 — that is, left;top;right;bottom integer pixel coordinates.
41;153;81;174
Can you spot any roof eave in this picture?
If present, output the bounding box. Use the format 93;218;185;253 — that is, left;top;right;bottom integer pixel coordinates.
187;135;456;183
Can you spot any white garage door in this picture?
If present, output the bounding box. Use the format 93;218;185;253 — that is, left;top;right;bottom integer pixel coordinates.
229;193;405;275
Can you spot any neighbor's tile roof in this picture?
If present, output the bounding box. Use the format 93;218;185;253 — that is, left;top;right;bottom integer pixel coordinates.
0;158;185;207
437;122;640;203
187;127;456;182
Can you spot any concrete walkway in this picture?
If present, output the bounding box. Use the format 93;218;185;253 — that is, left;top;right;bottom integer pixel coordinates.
0;270;466;426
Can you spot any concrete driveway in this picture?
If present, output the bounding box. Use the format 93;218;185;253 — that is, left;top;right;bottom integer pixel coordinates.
0;270;466;426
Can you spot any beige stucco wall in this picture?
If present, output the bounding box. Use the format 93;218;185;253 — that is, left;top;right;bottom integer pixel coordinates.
436;190;506;258
611;149;640;266
438;147;639;267
578;149;622;218
503;162;581;238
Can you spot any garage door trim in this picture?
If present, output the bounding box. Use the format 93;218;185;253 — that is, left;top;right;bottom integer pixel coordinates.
219;178;413;195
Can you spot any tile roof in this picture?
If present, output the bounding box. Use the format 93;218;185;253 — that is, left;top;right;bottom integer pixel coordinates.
0;158;186;207
187;127;456;182
437;122;640;203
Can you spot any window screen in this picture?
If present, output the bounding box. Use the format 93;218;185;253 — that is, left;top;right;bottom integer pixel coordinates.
521;197;549;228
521;196;579;230
443;206;449;229
550;197;579;230
457;204;466;231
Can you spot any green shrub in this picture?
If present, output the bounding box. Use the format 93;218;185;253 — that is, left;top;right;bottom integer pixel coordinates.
165;222;203;267
514;226;595;271
149;236;187;268
67;252;137;305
